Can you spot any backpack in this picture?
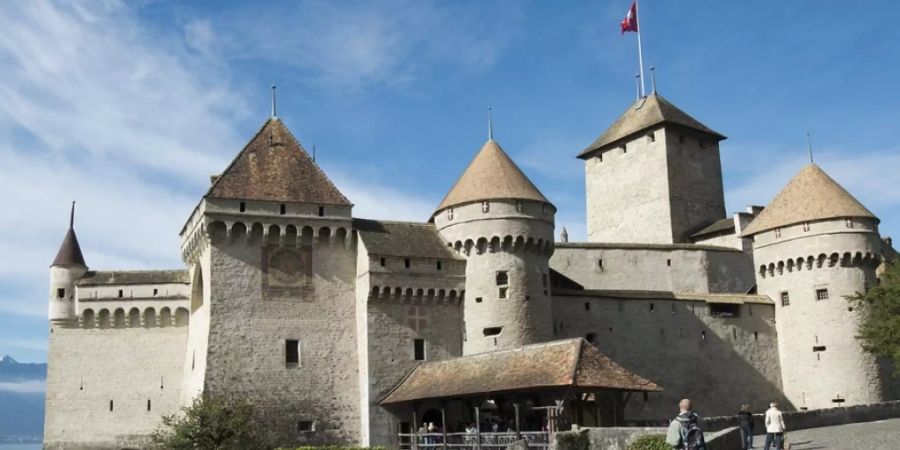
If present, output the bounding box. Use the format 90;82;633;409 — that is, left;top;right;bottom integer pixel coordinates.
680;420;706;450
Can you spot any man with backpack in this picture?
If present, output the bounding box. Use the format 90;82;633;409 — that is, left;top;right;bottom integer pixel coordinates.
665;399;707;450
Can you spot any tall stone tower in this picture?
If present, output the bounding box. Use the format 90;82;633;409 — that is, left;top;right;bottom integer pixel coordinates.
433;138;555;355
179;117;361;444
579;93;726;244
48;202;87;325
744;164;886;409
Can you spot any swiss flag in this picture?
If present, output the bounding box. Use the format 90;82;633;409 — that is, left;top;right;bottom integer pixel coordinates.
621;2;638;34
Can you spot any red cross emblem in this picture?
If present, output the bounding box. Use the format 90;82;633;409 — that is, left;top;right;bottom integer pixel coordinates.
407;306;427;332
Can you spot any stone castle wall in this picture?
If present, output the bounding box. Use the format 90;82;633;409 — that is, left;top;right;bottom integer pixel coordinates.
551;294;785;419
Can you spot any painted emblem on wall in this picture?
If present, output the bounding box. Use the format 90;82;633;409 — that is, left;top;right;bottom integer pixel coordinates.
262;246;313;301
407;306;427;332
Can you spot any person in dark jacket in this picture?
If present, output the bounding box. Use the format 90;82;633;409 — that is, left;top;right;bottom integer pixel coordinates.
665;399;707;450
738;404;754;450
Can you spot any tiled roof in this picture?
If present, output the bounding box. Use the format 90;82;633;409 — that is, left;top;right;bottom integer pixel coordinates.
578;93;725;158
691;218;735;239
742;164;876;236
75;270;189;286
554;242;741;253
206;118;351;205
435;139;549;213
552;289;774;305
379;338;661;404
354;219;460;260
52;228;86;267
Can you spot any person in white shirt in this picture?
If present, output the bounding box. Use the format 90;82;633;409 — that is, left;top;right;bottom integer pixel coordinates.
764;402;786;450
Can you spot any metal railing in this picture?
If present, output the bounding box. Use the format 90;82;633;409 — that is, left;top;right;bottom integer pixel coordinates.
399;431;550;449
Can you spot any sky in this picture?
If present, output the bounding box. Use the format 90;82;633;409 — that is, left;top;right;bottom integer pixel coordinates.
1;0;899;364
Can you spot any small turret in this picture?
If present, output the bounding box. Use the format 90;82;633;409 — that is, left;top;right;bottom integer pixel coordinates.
49;202;87;324
434;138;555;355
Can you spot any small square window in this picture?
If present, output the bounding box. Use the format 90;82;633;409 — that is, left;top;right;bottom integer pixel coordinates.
318;206;324;217
482;202;490;213
57;288;65;299
380;257;386;267
781;292;790;306
413;339;426;361
286;339;299;365
816;289;829;301
297;420;315;432
436;261;442;271
499;287;508;299
475;297;483;303
239;202;246;212
404;258;410;268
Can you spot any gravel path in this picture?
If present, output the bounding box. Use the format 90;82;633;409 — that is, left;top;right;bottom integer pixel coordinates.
752;418;900;449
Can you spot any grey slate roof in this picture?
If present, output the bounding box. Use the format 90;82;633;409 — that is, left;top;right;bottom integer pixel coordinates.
52;228;86;267
206;118;351;205
555;242;741;253
741;164;877;236
578;93;725;158
435;139;550;213
691;217;736;239
553;289;773;305
75;270;190;286
354;219;460;260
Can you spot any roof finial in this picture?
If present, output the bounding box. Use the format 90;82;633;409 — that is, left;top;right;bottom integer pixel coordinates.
806;132;814;164
560;226;569;243
69;201;75;230
312;144;316;162
271;84;277;118
488;107;494;141
634;72;641;101
650;64;657;94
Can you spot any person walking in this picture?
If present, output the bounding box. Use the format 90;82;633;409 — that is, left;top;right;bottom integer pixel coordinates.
764;402;786;450
738;404;754;449
665;399;707;450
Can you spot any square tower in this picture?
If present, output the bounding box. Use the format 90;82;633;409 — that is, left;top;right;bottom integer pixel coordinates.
579;94;726;244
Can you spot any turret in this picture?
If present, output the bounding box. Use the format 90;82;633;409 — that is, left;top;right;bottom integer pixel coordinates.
744;164;885;409
49;202;87;325
578;93;726;244
433;138;555;355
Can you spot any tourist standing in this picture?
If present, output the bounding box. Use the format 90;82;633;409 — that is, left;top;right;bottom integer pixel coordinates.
764;402;786;450
738;404;754;450
665;399;707;450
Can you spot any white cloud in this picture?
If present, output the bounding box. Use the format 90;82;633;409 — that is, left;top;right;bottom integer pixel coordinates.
0;380;46;394
0;338;48;352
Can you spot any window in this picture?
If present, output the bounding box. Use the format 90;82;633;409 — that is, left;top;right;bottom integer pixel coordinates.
845;218;854;228
516;201;523;213
280;204;286;215
781;291;790;306
447;208;454;220
813;345;826;352
754;331;759;341
57;288;65;299
297;421;315;432
542;204;549;216
413;339;426;361
597;154;603;162
816;288;829;301
621;144;627;153
153;288;158;296
118;289;123;298
499;287;508;299
147;400;152;412
404;258;411;269
598;259;603;269
192;350;195;370
482;202;490;213
286;339;299;365
648;132;655;143
649;303;655;312
496;271;508;286
318;206;325;217
775;228;782;238
701;330;706;340
380;257;386;267
802;222;810;232
483;327;502;337
584;302;591;311
436;261;442;271
475;297;483;303
667;259;672;267
109;400;115;412
585;333;597;343
709;303;740;317
239;202;246;212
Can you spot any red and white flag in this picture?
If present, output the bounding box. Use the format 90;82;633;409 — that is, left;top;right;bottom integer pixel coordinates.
621;1;638;34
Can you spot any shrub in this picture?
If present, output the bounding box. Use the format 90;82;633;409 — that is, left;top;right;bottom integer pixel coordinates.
627;434;669;450
148;395;268;450
555;431;590;450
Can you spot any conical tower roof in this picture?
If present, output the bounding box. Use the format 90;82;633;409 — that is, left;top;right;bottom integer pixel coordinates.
578;93;725;158
742;164;877;236
435;139;550;213
206;118;351;205
52;204;86;267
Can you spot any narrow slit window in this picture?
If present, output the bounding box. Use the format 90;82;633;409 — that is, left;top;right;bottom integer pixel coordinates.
436;261;442;271
404;258;410;268
483;327;502;337
516;201;523;213
648;132;655;143
118;289;123;298
318;206;324;217
622;144;627;153
447;208;454;220
667;259;672;267
380;257;386;267
286;339;299;365
109;400;114;412
280;204;286;215
649;303;655;312
153;288;158;296
775;228;782;238
57;288;65;299
482;201;490;213
413;339;426;361
147;399;152;411
802;222;810;232
239;201;246;212
584;302;591;311
598;259;603;269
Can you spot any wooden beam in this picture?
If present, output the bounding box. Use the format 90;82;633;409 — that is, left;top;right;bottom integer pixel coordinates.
412;406;419;450
475;404;482;450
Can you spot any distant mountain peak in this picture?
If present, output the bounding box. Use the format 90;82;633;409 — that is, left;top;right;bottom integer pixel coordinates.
0;355;17;365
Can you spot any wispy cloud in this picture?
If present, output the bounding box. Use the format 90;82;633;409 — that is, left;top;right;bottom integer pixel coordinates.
0;380;46;394
0;338;48;352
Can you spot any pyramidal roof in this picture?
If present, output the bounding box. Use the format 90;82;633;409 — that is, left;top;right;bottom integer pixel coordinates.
206;118;351;205
52;204;86;267
435;139;550;213
578;93;725;158
742;164;877;236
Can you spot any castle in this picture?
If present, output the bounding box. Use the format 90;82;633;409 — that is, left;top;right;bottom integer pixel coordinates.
43;92;899;449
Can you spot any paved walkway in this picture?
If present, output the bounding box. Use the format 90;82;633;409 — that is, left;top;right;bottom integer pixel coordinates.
752;418;900;449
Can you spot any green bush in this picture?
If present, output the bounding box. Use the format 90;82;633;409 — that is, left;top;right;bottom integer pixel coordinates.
627;434;669;450
148;395;268;450
555;431;590;450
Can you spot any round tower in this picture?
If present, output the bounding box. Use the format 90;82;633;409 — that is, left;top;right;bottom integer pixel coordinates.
49;202;87;325
744;164;885;409
433;138;555;355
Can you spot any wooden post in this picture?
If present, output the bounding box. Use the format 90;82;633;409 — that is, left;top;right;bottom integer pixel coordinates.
475;405;482;450
412;408;419;450
514;402;521;438
441;405;448;450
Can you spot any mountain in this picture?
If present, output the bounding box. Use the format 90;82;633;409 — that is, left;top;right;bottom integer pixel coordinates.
0;355;46;442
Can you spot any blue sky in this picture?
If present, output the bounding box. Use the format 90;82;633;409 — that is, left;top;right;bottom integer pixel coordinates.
1;0;899;363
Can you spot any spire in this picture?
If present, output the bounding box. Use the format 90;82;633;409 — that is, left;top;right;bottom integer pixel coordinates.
742;164;877;236
435;139;550;213
806;132;814;164
52;202;86;267
560;227;569;243
488;107;494;141
271;84;277;118
650;65;657;94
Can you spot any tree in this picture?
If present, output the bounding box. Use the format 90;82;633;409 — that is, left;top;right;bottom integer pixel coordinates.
848;261;900;374
149;395;268;450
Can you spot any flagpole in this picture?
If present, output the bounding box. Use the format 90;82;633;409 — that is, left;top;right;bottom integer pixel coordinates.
635;0;646;97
